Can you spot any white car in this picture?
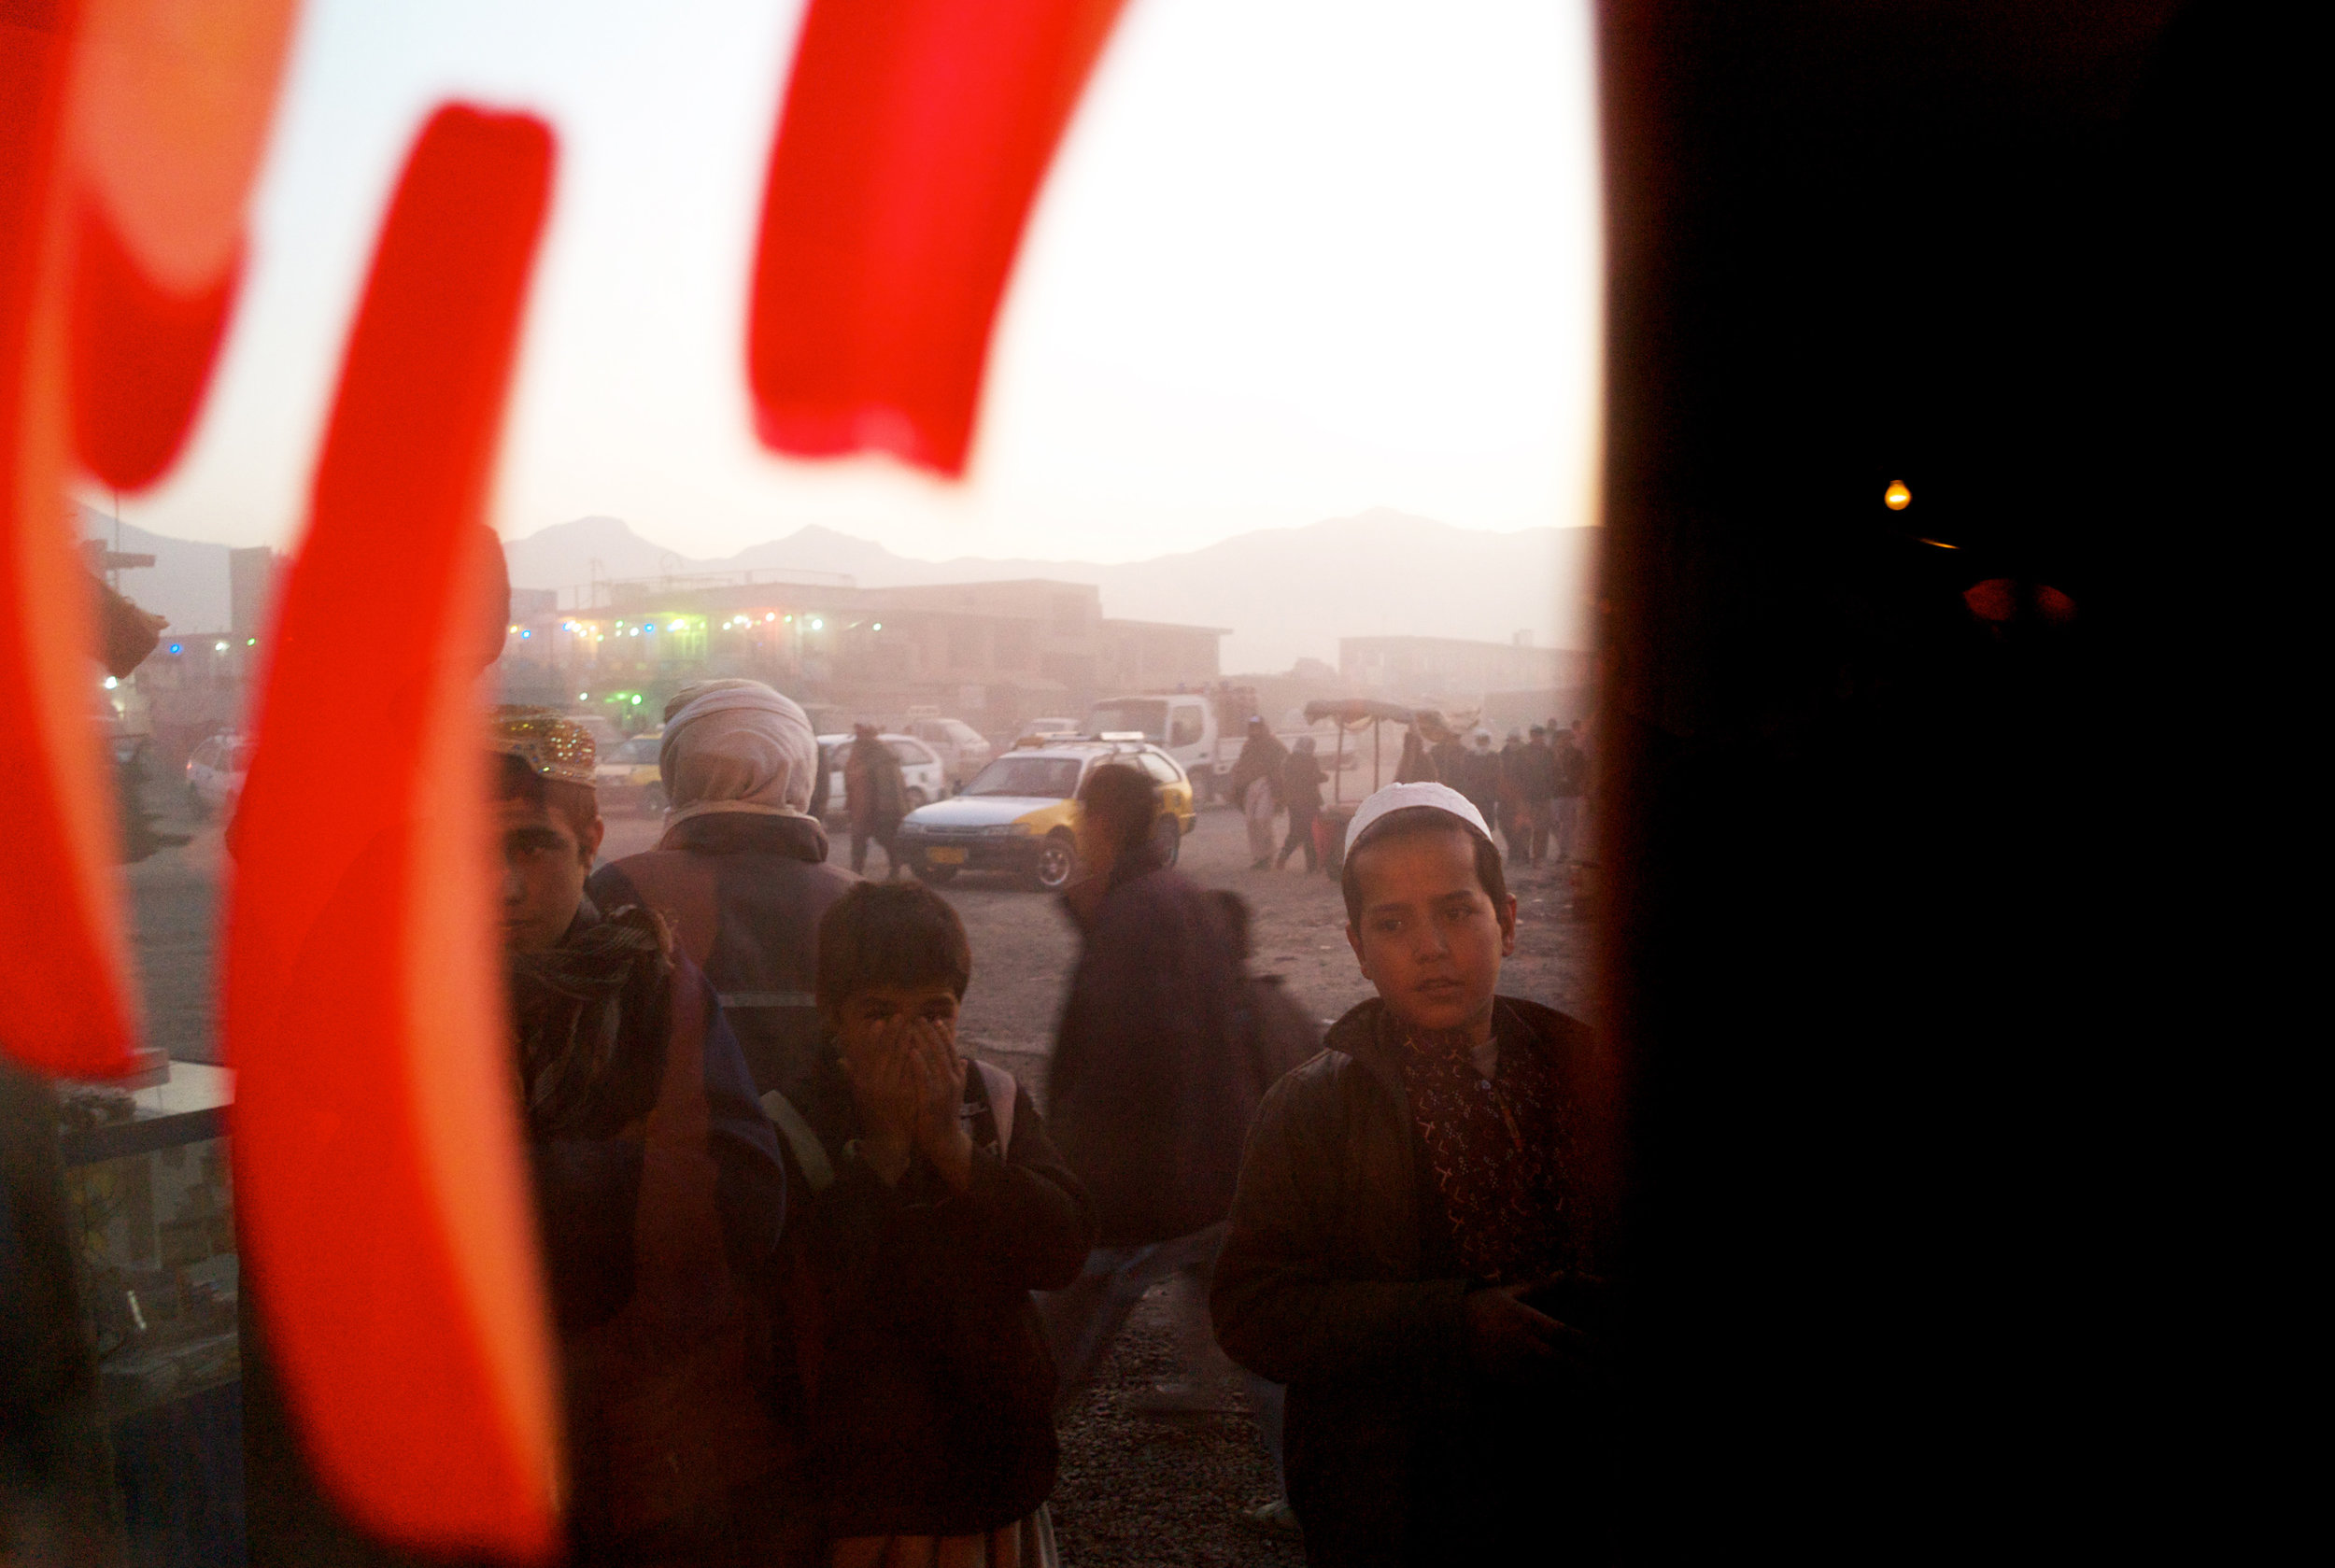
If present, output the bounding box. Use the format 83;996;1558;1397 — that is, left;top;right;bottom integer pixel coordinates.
817;732;948;819
185;734;253;817
904;716;994;790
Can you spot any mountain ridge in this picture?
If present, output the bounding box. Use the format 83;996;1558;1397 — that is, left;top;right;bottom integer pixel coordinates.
80;506;1595;674
502;508;1595;671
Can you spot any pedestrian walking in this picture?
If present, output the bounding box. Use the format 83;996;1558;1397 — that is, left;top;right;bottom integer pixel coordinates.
1519;724;1560;864
1428;731;1467;789
1456;729;1502;833
1394;726;1437;784
842;723;907;879
1226;715;1289;870
1040;765;1265;1415
587;679;857;1100
1550;723;1588;865
1277;736;1326;872
1212;784;1615;1567
1495;729;1530;862
764;882;1092;1566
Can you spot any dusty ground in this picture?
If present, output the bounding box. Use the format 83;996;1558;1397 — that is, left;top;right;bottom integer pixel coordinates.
131;791;1595;1565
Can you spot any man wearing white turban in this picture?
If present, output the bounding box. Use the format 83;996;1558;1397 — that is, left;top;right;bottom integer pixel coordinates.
588;679;858;1098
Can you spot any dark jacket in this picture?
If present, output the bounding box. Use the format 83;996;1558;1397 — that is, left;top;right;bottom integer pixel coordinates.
1455;748;1502;819
1394;729;1437;784
1227;729;1290;806
843;736;907;828
1552;736;1589;798
588;812;858;1100
1210;996;1613;1568
777;1051;1094;1539
1281;749;1327;814
1516;740;1560;802
1047;841;1263;1245
523;899;790;1561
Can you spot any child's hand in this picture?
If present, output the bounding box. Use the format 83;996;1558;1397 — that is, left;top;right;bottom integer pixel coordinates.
907;1019;974;1192
842;1015;919;1183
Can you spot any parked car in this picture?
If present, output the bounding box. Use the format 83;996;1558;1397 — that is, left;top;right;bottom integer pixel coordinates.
592;732;666;813
904;715;994;791
185;734;253;817
895;737;1196;891
816;732;949;820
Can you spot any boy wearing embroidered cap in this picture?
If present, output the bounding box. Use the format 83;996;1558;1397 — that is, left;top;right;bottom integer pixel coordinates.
1211;782;1614;1567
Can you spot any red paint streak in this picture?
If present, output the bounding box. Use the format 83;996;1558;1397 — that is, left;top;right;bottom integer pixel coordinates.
67;196;241;489
0;2;145;1080
223;105;561;1560
748;0;1127;474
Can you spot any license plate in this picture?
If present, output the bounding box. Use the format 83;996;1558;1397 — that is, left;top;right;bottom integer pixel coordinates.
927;847;967;865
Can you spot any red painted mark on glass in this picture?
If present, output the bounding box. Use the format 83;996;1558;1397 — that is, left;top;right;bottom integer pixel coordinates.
0;0;144;1079
67;201;242;489
223;105;562;1561
749;0;1128;474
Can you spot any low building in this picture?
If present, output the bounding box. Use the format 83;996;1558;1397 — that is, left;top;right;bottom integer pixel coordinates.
1339;634;1592;711
498;573;1224;738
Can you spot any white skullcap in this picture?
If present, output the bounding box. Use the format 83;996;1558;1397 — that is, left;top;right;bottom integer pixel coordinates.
1344;782;1493;859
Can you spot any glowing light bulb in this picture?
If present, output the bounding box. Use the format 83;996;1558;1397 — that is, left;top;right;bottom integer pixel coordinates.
811;617;824;630
1884;480;1912;511
103;676;118;689
579;693;589;701
214;640;229;652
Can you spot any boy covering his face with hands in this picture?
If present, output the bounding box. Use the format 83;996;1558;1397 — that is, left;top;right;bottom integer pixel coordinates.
769;882;1094;1564
1210;784;1616;1567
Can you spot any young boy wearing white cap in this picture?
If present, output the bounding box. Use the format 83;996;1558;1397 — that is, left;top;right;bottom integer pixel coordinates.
1210;783;1614;1567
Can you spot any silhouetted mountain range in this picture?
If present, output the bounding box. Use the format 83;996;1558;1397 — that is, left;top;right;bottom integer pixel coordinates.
81;505;1593;673
502;509;1595;672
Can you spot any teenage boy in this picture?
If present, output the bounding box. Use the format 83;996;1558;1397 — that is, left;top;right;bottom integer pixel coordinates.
1210;783;1614;1568
490;708;790;1562
769;881;1093;1562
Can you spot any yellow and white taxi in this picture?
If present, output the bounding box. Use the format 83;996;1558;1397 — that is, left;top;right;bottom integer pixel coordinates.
897;736;1196;891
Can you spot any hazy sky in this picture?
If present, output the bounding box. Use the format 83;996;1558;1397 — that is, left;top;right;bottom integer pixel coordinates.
88;0;1603;566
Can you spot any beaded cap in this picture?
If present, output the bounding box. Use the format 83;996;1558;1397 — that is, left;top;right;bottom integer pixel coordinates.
490;705;598;785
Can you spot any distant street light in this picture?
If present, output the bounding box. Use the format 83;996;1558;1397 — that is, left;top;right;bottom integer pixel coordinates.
1884;479;1911;510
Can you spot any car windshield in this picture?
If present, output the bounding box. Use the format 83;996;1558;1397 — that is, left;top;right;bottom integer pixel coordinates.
964;756;1083;798
610;737;659;763
1086;699;1168;741
228;743;258;772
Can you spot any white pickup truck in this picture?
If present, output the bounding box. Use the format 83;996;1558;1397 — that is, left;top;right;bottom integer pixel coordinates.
1084;687;1256;801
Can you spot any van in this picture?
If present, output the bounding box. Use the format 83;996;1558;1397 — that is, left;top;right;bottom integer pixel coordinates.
1085;693;1223;796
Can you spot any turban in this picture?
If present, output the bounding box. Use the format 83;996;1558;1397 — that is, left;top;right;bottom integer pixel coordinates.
658;679;816;825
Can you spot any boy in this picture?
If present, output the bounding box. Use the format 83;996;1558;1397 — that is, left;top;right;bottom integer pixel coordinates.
1210;783;1614;1568
770;882;1095;1564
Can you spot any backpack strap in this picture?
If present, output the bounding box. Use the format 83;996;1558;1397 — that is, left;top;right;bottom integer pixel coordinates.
973;1060;1018;1157
759;1090;835;1194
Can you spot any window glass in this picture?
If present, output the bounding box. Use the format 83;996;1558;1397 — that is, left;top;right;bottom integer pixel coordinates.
1087;699;1167;740
1168;708;1204;748
887;740;929;767
963;757;1082;798
610;737;660;763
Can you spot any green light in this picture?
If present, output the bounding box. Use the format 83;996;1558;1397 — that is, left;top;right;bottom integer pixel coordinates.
631;695;643;705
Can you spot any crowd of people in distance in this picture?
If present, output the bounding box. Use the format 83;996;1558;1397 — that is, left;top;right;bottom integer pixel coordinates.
249;674;1610;1568
1223;712;1596;876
